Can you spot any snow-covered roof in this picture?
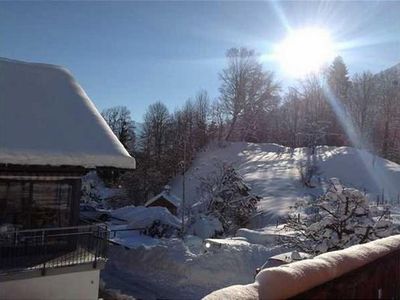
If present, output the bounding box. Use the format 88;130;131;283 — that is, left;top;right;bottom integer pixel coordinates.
145;190;181;208
0;58;135;169
111;205;181;229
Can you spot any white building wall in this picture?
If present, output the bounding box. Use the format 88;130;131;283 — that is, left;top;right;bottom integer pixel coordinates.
0;270;100;300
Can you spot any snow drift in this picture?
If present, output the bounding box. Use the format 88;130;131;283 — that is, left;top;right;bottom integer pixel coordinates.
189;214;224;239
104;238;286;299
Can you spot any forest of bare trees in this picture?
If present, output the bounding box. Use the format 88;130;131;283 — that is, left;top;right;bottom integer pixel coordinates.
101;47;400;205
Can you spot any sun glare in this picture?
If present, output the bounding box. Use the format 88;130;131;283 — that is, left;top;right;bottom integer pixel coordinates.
276;28;336;77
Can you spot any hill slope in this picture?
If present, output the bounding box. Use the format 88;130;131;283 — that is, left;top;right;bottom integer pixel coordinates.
170;142;400;227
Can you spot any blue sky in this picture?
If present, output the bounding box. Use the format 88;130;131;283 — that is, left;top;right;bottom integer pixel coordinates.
1;1;399;121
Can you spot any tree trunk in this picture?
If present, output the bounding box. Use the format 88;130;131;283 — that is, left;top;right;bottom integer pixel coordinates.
225;115;237;141
382;119;390;156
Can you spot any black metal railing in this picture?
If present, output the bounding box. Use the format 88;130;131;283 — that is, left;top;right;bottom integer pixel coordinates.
0;224;108;275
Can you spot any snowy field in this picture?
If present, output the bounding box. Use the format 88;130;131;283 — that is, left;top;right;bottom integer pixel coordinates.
171;142;400;227
102;142;400;298
103;238;286;299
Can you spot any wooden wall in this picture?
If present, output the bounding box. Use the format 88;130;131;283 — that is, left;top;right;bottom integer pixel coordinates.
290;249;400;299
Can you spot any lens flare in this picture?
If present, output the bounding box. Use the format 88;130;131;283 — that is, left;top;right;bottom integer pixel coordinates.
322;84;397;199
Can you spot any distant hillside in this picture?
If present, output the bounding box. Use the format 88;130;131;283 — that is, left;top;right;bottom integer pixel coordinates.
170;142;400;227
378;62;400;77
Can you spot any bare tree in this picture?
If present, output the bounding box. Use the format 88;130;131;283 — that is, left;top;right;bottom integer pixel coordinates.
209;99;225;142
193;90;210;150
279;88;302;147
219;48;279;141
101;106;135;152
198;161;260;233
349;72;377;144
375;72;400;158
141;101;171;165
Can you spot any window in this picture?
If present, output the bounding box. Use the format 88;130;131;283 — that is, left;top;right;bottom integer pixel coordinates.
0;180;75;229
0;182;30;228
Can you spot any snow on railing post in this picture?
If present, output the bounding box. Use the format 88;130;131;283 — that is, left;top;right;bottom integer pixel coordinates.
41;230;47;276
93;226;99;269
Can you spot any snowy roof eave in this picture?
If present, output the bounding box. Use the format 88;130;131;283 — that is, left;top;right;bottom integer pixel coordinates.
0;57;136;170
0;152;136;170
145;191;180;208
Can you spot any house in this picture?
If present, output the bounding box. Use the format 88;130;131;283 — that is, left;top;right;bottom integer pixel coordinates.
145;185;180;215
0;58;136;300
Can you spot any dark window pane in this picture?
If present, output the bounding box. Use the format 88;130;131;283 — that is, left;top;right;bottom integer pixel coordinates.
0;181;29;229
31;182;73;228
0;180;74;229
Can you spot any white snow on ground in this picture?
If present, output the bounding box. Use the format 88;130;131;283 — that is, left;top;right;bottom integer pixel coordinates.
103;238;287;299
110;229;161;249
170;142;400;227
204;234;400;300
103;142;400;299
236;225;296;246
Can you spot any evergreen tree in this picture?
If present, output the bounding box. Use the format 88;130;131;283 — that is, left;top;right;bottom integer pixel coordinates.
325;56;351;145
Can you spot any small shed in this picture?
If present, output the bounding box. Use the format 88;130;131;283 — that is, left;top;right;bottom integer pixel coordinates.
145;185;180;215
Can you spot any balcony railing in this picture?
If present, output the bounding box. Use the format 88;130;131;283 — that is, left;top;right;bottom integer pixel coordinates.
290;248;400;299
0;224;108;275
204;235;400;300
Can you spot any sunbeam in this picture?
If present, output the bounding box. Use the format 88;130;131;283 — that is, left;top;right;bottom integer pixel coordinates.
268;0;292;32
322;84;398;200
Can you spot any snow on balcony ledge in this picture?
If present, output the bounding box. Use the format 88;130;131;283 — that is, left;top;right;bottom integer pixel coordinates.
204;234;400;300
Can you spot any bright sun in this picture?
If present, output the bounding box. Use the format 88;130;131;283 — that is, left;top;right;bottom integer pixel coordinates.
276;28;336;77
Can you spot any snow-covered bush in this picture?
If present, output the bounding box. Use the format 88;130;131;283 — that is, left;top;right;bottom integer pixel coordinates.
188;214;224;239
297;155;320;188
81;171;126;208
81;172;103;204
283;178;398;254
143;220;180;238
198;162;260;234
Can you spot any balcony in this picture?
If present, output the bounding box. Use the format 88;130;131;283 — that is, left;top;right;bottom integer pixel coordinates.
0;224;108;278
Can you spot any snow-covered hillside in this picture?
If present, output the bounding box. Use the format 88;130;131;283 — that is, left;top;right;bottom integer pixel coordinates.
103;142;400;298
170;142;400;227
